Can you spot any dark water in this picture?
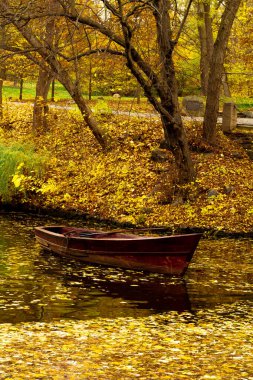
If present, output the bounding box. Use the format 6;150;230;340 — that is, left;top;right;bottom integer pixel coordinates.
0;213;252;324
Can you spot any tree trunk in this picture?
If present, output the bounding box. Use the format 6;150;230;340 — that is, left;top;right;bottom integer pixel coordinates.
66;80;107;150
33;70;52;132
88;60;92;101
222;71;231;97
162;112;195;186
0;25;6;119
197;2;214;95
51;79;55;102
19;78;23;101
151;0;195;187
0;26;7;81
158;72;195;187
0;78;3;119
203;0;241;143
49;63;107;149
136;86;141;105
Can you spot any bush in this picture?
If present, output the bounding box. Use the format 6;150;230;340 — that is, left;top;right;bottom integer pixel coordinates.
0;143;46;202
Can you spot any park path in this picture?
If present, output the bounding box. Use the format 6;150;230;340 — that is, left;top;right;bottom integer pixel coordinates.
10;101;253;128
110;110;253;128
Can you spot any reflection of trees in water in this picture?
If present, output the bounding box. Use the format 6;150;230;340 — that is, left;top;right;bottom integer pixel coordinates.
187;238;253;308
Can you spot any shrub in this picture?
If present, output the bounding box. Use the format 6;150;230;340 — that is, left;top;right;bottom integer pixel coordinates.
0;143;46;202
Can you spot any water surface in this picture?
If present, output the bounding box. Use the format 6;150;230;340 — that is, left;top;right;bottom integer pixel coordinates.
1;213;253;379
0;213;252;324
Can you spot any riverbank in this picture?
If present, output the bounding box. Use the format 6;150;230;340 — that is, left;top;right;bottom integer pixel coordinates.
0;102;253;235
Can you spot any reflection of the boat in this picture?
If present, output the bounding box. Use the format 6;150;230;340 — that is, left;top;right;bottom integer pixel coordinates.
62;271;191;313
39;253;191;316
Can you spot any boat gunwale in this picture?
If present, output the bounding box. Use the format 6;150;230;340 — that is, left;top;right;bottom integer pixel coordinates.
35;226;202;242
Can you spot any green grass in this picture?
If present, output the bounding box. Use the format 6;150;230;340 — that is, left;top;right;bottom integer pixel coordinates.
2;81;70;101
230;97;253;111
2;81;253;110
2;81;146;103
0;143;46;202
235;102;253;111
3;84;35;100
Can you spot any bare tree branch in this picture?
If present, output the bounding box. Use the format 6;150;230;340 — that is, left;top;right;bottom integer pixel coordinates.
61;48;126;61
173;0;194;45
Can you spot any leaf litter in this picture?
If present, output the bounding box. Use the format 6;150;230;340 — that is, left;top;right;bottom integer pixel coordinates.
1;301;253;379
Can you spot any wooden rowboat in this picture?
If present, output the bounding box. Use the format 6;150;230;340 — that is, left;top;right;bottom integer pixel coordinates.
34;226;202;276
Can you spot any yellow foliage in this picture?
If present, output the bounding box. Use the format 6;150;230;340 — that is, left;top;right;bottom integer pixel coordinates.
1;102;253;233
12;162;26;188
39;179;59;194
64;193;72;201
12;173;25;188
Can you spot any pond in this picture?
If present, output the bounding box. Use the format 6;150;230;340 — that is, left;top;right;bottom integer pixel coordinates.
0;213;253;379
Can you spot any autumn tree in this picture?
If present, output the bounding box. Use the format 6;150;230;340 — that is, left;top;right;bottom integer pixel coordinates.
55;0;196;190
32;4;56;131
0;0;198;191
0;24;9;117
197;1;214;96
0;0;108;149
202;0;242;143
196;1;232;98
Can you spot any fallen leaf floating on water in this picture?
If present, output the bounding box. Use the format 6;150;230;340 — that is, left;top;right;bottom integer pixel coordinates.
0;302;253;379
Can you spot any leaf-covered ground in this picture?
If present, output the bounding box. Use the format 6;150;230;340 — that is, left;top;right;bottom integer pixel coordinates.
1;303;253;379
0;102;253;233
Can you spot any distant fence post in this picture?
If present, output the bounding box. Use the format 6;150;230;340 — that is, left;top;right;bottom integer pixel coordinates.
222;102;237;132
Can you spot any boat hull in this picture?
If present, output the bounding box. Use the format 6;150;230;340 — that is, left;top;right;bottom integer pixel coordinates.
35;226;202;275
